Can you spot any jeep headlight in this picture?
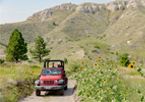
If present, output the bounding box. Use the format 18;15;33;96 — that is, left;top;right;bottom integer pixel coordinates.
35;80;39;85
55;80;58;83
40;80;43;83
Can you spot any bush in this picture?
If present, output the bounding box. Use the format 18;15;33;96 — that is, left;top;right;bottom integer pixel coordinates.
91;50;98;53
118;53;130;67
116;52;119;55
71;62;79;72
94;45;100;49
64;58;68;64
110;52;114;54
0;59;5;64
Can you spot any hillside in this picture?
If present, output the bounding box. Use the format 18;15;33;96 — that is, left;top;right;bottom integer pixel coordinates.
0;0;145;61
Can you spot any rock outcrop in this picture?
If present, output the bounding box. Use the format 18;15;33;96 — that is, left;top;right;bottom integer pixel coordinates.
106;1;124;11
141;0;145;6
27;4;76;21
126;0;142;8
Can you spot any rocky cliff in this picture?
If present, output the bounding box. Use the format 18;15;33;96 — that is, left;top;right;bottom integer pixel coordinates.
26;0;145;21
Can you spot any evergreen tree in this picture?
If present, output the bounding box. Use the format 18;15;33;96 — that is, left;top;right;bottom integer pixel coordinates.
6;29;28;62
30;36;50;63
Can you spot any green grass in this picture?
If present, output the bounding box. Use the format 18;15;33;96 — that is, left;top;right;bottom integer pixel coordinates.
0;63;42;102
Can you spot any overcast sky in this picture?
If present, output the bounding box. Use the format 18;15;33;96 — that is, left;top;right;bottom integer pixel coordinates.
0;0;113;24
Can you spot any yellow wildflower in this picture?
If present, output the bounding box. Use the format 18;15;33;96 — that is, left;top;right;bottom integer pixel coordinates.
131;60;136;64
128;64;134;70
99;88;102;91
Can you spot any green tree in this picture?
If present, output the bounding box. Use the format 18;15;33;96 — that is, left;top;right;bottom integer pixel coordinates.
30;36;50;63
118;53;130;67
6;29;28;62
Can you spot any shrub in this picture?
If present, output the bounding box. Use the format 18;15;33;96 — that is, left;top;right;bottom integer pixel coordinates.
91;50;98;53
116;52;119;55
103;34;106;37
94;45;100;49
110;52;114;54
0;59;5;64
64;58;68;64
53;22;56;26
71;62;79;72
118;53;130;67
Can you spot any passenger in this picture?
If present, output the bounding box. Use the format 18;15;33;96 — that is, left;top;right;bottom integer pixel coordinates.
57;63;61;68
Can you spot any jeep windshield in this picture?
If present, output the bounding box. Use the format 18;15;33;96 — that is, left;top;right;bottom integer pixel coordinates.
41;69;61;75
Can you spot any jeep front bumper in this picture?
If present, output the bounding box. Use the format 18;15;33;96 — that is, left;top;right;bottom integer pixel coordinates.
35;85;63;91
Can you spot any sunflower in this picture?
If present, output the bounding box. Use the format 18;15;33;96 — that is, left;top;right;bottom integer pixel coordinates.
81;61;84;64
117;77;119;80
90;58;92;60
122;80;125;83
136;89;139;92
94;63;97;66
131;60;136;64
94;82;96;84
76;68;79;71
99;88;102;91
88;56;90;58
112;65;114;67
115;70;118;73
98;56;102;59
98;60;100;62
90;69;93;72
107;87;109;90
81;66;84;69
103;78;107;82
128;64;134;70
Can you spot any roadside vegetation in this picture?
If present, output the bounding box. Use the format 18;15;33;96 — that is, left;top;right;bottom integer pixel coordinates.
70;56;145;102
0;63;42;102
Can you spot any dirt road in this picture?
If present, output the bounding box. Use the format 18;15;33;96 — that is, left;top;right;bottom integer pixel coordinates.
18;80;77;102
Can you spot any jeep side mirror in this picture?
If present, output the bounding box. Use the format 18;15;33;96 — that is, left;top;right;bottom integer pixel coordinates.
38;74;41;77
63;73;66;76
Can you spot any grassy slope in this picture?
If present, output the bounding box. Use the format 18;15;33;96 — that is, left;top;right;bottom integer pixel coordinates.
102;6;145;59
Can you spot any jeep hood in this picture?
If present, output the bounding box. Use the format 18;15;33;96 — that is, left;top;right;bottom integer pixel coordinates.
40;75;61;80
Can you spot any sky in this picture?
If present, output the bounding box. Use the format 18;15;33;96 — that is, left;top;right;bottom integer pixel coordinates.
0;0;113;24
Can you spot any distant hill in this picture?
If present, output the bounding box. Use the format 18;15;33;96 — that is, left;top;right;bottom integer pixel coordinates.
0;0;145;61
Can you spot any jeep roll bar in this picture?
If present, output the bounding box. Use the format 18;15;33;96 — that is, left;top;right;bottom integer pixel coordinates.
44;60;64;69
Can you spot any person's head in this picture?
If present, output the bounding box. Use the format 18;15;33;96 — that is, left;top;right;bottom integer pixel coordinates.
57;63;60;67
52;63;54;67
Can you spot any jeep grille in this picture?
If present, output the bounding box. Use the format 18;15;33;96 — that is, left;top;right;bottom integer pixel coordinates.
44;80;54;85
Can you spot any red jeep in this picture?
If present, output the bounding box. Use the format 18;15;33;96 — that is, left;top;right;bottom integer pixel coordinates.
35;60;68;96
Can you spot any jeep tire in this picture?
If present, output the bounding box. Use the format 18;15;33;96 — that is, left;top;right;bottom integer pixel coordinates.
64;85;67;90
36;90;41;96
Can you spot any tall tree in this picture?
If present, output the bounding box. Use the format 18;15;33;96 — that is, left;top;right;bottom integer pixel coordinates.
30;36;50;63
6;29;28;62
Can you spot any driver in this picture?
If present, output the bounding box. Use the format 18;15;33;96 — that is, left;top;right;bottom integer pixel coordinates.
52;62;55;67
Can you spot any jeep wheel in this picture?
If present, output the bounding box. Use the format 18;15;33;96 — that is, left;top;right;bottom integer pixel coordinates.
64;85;67;90
59;88;64;95
36;90;41;96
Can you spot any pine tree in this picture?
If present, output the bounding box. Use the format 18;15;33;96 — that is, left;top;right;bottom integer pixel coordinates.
6;29;28;62
30;36;50;63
